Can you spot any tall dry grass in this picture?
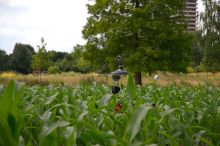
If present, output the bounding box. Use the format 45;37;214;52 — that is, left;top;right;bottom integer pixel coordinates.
1;72;220;86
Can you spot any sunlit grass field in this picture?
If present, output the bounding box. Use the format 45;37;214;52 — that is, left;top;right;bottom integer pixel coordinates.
1;72;220;86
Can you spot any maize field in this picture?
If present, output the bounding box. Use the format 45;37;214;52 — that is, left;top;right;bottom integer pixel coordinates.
0;75;220;146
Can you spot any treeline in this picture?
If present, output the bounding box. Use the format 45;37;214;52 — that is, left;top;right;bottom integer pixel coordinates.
0;33;205;75
0;38;91;74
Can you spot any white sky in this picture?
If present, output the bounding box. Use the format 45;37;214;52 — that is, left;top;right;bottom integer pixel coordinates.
0;0;203;54
0;0;89;54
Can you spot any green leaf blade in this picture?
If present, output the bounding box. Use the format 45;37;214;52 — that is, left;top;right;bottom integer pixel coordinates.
123;105;151;142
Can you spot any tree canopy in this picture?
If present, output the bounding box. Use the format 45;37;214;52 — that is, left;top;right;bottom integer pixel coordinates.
11;43;35;74
83;0;193;85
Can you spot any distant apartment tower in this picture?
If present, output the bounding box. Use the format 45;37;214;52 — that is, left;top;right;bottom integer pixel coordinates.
184;0;198;32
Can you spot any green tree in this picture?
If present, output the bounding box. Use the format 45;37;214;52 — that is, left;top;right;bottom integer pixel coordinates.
32;37;49;72
200;0;220;72
47;50;74;72
72;45;91;73
83;40;111;73
190;31;202;68
0;49;9;71
11;43;35;74
83;0;192;85
56;56;74;72
48;50;69;63
48;66;60;74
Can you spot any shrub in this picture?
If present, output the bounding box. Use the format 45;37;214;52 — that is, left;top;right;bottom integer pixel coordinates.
48;66;59;74
186;67;194;73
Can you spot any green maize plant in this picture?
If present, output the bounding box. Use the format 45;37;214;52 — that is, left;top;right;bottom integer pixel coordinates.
0;75;220;146
0;80;25;146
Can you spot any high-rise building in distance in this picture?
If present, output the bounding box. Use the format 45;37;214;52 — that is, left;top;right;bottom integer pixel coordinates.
184;0;198;32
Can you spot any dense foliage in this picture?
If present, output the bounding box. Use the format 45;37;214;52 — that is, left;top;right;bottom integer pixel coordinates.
200;0;220;72
82;0;193;77
11;43;35;74
0;43;35;74
0;78;220;146
0;49;10;71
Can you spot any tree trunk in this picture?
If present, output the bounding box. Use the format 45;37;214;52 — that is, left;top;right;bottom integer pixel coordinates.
134;0;142;86
135;72;142;86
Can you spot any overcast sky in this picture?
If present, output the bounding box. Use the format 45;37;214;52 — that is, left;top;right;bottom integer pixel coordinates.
0;0;203;54
0;0;89;54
